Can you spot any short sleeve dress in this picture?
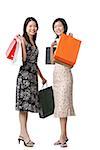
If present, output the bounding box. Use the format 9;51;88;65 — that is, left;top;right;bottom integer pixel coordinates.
15;43;39;112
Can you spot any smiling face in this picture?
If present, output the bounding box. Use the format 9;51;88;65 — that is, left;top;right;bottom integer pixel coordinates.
26;20;38;37
54;21;64;37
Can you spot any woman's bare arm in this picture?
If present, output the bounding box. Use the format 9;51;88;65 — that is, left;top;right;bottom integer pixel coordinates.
36;64;47;84
21;37;27;62
50;41;57;64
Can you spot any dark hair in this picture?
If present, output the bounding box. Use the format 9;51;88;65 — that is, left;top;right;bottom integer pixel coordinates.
23;17;38;46
52;18;68;38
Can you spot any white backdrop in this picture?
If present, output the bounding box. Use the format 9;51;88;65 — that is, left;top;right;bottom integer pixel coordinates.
0;0;100;150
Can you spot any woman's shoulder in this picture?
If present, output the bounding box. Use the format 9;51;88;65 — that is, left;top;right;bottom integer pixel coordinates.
21;36;28;46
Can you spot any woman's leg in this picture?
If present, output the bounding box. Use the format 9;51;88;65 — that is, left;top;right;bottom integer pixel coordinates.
19;111;30;141
60;117;68;143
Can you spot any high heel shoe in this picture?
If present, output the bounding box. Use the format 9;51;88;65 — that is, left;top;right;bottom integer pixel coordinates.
60;142;67;148
23;140;34;147
54;137;68;145
66;138;68;142
18;136;24;144
18;136;35;147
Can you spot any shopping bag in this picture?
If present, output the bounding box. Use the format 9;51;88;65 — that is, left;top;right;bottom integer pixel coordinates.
39;86;55;118
54;33;81;67
6;38;17;60
13;39;22;65
6;37;22;65
45;47;56;64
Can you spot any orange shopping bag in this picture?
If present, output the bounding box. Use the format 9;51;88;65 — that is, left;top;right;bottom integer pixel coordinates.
54;33;81;67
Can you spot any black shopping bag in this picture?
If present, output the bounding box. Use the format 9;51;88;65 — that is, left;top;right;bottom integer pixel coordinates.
39;86;55;118
45;47;56;64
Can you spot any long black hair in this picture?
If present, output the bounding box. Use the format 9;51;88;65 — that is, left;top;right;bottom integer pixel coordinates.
52;18;68;38
23;17;38;46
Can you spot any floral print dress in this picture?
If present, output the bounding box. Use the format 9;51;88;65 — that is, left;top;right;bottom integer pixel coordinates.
16;43;39;112
53;62;75;118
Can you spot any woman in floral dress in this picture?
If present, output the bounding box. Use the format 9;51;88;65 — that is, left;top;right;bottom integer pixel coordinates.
16;17;46;147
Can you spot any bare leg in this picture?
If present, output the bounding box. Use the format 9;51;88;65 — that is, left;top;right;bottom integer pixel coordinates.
60;117;68;143
19;111;30;142
18;111;34;147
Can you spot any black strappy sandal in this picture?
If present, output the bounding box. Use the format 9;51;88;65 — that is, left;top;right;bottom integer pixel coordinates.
60;142;67;148
18;136;24;143
54;138;68;145
18;136;35;147
24;140;34;147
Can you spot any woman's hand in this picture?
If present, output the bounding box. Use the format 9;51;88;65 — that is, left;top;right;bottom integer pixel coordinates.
36;65;47;84
15;35;24;44
51;41;57;48
15;34;21;40
69;33;73;37
42;78;47;85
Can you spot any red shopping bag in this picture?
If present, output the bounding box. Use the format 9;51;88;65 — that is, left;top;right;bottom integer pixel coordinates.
6;36;22;65
6;38;17;60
